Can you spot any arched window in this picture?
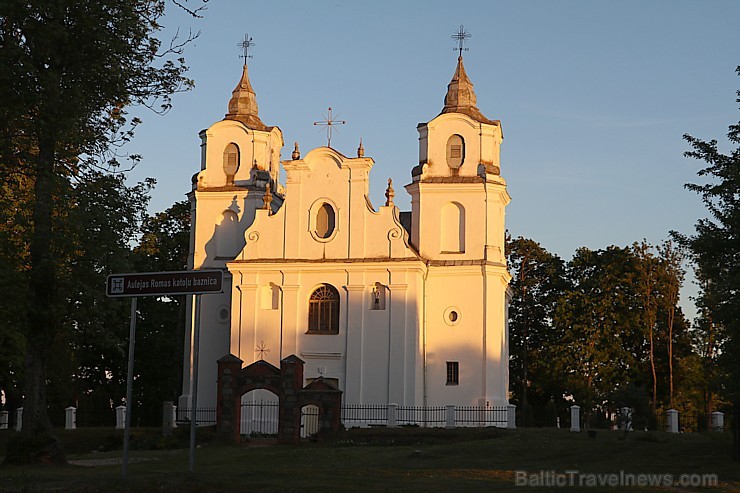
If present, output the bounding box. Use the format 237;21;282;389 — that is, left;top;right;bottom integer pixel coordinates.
223;143;240;184
308;284;340;334
446;134;465;169
440;202;466;253
315;203;336;239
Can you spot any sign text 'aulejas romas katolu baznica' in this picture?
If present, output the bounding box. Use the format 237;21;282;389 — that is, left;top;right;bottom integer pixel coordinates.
106;270;223;297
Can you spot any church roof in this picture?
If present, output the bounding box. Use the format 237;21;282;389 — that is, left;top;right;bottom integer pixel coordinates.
440;56;497;125
224;64;271;131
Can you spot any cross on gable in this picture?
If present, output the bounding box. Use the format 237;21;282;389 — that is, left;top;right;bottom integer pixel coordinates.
313;107;346;147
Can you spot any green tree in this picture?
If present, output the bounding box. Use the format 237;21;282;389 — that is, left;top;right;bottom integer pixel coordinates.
0;172;31;414
59;173;153;426
656;240;686;409
553;246;646;424
0;0;194;461
0;171;154;428
632;240;661;414
506;236;567;426
130;200;190;425
674;67;739;404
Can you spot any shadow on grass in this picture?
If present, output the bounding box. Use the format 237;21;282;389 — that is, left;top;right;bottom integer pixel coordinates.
0;427;737;492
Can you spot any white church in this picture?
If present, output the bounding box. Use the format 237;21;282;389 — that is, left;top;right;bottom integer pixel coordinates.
179;50;512;414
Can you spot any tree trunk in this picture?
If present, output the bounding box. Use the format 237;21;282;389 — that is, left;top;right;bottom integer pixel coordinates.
705;316;714;416
649;326;657;414
667;302;675;409
6;134;66;464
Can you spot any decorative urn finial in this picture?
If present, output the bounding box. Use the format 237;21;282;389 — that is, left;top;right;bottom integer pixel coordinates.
262;183;273;213
292;141;300;160
385;178;395;207
357;138;365;158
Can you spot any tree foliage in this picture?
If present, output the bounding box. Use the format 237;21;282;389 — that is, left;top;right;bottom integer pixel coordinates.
0;0;194;460
674;66;740;402
507;237;692;427
506;236;567;425
130;200;190;425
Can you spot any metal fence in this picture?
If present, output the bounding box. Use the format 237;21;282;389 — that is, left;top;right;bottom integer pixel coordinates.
175;406;216;426
240;400;279;436
340;405;509;428
340;404;388;427
398;406;447;427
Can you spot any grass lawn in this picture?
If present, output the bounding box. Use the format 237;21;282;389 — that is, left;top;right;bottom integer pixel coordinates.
0;426;737;492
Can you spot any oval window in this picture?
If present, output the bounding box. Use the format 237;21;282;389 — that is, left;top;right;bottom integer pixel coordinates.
446;134;464;169
223;143;240;183
315;203;335;239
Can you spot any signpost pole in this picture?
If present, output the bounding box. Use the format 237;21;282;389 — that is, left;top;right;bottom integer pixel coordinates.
105;269;222;476
121;296;137;479
188;294;202;473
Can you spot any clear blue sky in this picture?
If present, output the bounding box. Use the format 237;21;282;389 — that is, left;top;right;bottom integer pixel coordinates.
127;0;738;314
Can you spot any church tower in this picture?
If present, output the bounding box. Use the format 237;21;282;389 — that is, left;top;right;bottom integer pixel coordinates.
406;55;506;262
406;54;511;407
180;61;284;409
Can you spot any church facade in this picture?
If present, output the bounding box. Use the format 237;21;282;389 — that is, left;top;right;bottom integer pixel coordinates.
179;55;512;413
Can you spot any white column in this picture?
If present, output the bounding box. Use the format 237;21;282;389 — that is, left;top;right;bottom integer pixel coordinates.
116;405;126;430
344;285;365;404
711;411;724;432
387;283;408;405
570;405;580;432
280;284;300;359
507;404;517;429
162;401;175;435
387;403;397;428
65;406;76;430
14;407;23;432
446;405;456;429
0;410;8;430
666;409;679;433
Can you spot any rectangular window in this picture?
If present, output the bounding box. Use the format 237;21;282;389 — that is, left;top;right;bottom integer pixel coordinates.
450;145;462;159
446;361;459;385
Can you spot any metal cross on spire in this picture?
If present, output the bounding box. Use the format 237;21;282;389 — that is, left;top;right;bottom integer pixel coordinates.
313;107;346;147
238;33;255;65
451;25;471;57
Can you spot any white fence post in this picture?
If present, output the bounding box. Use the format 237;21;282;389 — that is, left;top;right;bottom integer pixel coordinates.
173;405;178;429
666;409;679;433
711;411;724;432
569;405;580;432
387;403;397;428
65;406;77;430
446;405;455;429
115;404;126;430
507;404;517;429
14;407;23;432
0;410;8;430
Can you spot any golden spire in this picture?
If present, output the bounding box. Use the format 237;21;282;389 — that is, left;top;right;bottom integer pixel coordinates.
440;56;495;124
225;63;267;130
